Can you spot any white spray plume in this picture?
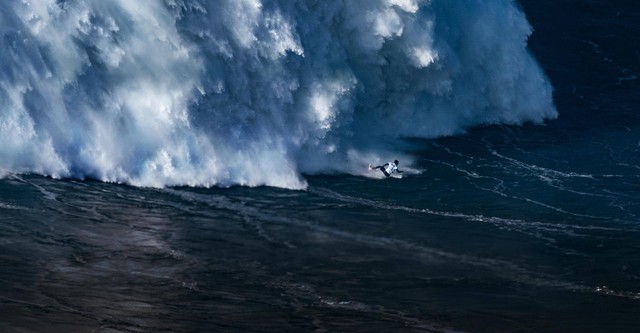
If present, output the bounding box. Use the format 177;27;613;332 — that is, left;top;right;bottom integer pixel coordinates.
0;0;555;189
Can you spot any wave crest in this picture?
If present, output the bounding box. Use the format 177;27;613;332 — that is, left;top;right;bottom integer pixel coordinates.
0;0;556;188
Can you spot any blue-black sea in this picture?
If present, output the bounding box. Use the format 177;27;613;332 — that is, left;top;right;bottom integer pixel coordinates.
1;0;640;332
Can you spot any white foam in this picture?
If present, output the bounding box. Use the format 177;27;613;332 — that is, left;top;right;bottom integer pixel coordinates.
0;0;556;188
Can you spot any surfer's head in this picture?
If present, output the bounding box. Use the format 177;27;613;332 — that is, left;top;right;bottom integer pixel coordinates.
394;160;399;165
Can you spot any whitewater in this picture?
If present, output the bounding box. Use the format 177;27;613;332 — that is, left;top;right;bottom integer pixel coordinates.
0;0;556;188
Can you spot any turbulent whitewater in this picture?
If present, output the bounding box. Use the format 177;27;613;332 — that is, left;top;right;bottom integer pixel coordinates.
0;0;556;188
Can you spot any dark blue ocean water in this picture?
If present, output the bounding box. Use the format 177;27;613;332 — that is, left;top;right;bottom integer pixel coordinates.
2;1;640;332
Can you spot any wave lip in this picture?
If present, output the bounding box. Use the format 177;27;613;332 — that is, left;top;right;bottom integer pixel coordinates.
0;0;556;189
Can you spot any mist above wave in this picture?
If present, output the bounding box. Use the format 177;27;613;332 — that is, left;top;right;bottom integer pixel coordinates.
0;0;556;188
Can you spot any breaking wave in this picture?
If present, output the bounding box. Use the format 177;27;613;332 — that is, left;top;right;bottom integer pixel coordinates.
0;0;556;188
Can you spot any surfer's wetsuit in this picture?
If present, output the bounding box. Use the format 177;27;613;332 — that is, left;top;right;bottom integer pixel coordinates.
372;161;399;177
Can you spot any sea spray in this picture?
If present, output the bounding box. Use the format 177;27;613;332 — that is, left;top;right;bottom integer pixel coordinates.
0;0;556;188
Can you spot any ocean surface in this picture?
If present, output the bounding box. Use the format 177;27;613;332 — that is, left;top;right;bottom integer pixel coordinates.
1;0;640;332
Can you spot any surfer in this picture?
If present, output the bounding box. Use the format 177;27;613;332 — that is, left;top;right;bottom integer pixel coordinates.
369;160;402;177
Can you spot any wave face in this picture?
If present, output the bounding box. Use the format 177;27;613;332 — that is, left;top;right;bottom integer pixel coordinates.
0;0;556;188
